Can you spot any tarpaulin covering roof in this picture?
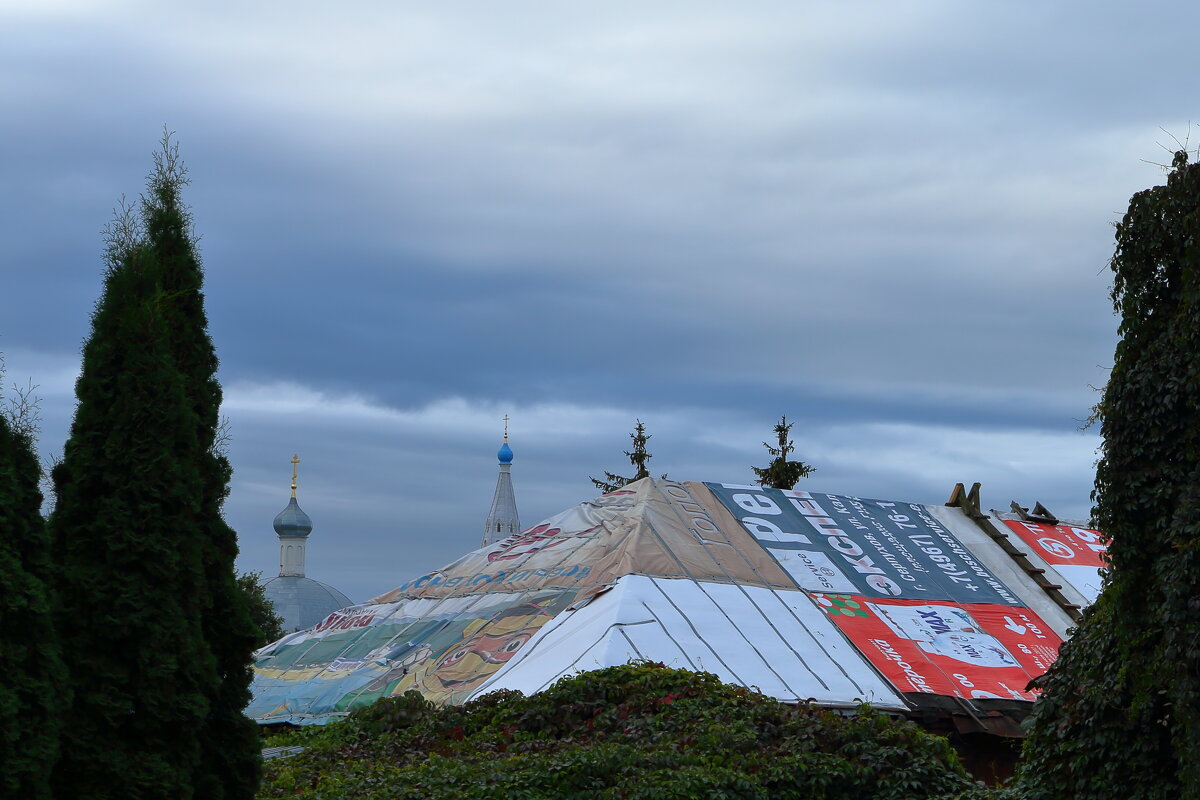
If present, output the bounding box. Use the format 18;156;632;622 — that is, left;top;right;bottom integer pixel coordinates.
247;478;1106;726
991;513;1107;605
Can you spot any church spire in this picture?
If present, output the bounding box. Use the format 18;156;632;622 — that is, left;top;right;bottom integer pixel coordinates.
482;417;520;547
274;454;313;577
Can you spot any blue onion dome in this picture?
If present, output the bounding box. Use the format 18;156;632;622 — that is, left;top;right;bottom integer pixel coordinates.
273;497;313;538
497;441;514;464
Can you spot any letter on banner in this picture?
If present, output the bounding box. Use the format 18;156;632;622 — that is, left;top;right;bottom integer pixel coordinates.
733;493;781;515
741;516;812;544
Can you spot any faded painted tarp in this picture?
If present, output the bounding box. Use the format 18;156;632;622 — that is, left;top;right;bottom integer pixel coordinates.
249;479;805;724
248;479;1083;725
373;479;795;603
250;588;579;720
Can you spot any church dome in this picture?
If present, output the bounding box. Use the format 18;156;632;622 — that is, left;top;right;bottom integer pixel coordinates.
497;442;514;464
264;455;354;634
262;575;354;633
273;497;313;538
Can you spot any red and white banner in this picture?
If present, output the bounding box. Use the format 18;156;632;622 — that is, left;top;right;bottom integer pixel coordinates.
1002;520;1108;604
810;593;1062;700
1001;520;1106;567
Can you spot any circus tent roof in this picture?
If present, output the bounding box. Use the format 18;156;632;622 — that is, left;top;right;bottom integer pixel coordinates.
247;478;1104;728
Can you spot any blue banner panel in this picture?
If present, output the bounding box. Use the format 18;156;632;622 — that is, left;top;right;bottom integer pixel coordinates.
704;484;1022;606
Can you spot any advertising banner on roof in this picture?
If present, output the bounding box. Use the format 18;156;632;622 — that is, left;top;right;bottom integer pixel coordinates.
705;484;1024;606
810;593;1062;699
1001;520;1108;604
1001;520;1107;567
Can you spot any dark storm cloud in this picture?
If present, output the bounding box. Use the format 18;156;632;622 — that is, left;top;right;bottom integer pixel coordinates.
2;0;1192;599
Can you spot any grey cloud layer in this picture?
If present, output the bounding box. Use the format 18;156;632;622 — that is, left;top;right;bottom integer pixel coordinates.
2;0;1188;599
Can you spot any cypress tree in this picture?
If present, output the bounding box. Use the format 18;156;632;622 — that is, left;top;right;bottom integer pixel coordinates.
50;136;260;799
1018;151;1200;800
141;136;262;798
0;382;66;800
140;139;262;800
50;236;212;798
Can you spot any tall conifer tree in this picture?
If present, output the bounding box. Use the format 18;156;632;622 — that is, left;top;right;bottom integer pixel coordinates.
1018;151;1200;800
0;383;66;800
590;420;665;493
49;136;260;799
751;416;814;490
142;137;261;799
50;237;212;798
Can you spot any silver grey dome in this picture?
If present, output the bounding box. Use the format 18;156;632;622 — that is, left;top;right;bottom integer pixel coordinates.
273;497;313;538
262;575;353;632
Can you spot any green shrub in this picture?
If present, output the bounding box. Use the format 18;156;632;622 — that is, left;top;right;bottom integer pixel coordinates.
259;662;991;799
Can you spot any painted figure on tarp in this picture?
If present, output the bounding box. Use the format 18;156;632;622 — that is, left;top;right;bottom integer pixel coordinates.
386;596;563;704
323;590;578;711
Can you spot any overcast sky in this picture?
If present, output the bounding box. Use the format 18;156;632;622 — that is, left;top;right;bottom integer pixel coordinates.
1;1;1192;603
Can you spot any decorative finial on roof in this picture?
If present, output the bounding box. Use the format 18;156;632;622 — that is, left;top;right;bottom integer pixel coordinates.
497;417;514;465
274;454;313;540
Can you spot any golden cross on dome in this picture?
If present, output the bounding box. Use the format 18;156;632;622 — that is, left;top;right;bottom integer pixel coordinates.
503;414;510;443
290;454;300;498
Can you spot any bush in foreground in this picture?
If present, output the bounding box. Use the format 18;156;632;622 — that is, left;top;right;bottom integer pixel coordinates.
260;662;992;799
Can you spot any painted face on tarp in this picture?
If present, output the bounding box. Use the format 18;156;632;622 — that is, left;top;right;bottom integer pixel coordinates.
436;628;532;673
394;600;554;704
